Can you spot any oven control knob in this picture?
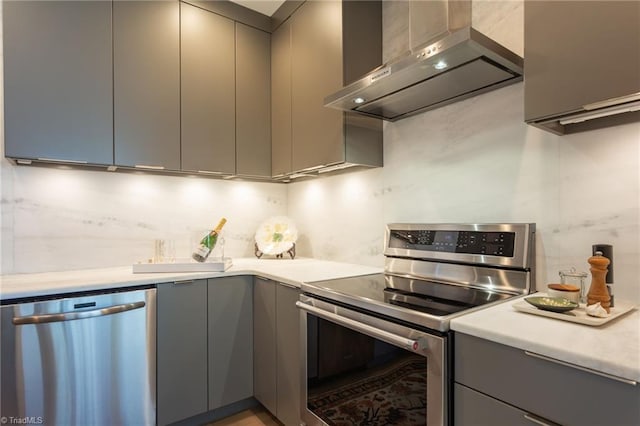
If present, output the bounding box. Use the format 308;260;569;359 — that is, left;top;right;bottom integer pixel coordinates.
410;337;427;352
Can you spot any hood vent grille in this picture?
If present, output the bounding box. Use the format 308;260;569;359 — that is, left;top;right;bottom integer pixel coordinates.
324;10;523;121
355;56;518;120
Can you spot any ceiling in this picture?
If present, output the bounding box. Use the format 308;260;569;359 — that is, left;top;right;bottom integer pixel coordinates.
229;0;286;16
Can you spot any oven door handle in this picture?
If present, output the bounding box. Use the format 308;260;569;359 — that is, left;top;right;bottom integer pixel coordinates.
296;301;427;352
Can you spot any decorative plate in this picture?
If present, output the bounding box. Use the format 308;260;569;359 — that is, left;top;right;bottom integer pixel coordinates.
525;296;579;313
254;216;299;256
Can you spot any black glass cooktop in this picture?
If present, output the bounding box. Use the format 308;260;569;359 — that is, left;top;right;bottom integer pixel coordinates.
303;273;514;330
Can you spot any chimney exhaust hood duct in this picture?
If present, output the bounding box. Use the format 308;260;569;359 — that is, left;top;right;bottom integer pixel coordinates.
324;1;524;122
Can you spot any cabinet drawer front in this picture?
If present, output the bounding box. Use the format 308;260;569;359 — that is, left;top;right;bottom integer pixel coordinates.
454;333;640;425
454;384;535;426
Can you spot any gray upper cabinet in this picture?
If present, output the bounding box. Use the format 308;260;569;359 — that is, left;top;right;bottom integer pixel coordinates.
182;5;270;177
271;19;293;177
113;1;180;170
290;0;344;172
157;280;208;426
208;277;254;410
181;2;236;174
3;1;113;165
524;1;640;134
273;0;383;176
236;23;271;177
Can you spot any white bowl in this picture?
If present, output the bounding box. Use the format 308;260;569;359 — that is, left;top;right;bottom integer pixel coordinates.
547;285;581;303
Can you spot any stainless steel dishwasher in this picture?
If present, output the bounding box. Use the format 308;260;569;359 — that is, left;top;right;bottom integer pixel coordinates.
1;287;156;425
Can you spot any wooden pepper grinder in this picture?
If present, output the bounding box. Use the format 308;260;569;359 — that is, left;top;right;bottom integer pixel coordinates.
587;251;611;313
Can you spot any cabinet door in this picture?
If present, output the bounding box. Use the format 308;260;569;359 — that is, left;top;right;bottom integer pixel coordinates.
454;384;534;426
524;1;640;121
291;0;344;171
455;333;640;425
181;3;236;174
276;285;302;426
253;277;277;414
236;23;271;177
113;1;180;170
157;280;208;426
208;277;254;410
3;1;113;164
271;20;292;177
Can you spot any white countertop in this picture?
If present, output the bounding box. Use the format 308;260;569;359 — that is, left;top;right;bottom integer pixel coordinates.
0;257;382;300
450;295;640;383
3;261;638;383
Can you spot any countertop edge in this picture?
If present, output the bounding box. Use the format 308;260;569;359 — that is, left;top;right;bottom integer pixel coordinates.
450;297;640;383
3;262;638;384
0;259;383;301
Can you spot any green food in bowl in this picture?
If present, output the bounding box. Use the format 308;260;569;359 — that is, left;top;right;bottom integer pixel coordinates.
525;296;579;313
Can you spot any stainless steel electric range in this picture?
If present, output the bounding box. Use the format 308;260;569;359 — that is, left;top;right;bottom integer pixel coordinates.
297;223;536;426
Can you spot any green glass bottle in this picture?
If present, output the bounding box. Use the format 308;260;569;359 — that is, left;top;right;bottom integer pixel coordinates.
192;218;227;262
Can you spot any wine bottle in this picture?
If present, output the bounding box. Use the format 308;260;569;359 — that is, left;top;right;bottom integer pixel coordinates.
192;218;227;262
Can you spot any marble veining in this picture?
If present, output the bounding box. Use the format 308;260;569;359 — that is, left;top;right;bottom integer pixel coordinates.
1;0;639;306
0;164;288;274
288;82;640;304
286;0;640;305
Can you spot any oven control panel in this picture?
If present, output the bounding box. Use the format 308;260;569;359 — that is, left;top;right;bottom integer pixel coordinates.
388;229;515;257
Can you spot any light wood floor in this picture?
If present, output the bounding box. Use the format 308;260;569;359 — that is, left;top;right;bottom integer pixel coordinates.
210;407;281;426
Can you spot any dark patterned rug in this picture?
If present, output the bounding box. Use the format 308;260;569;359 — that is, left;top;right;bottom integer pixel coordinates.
307;354;426;425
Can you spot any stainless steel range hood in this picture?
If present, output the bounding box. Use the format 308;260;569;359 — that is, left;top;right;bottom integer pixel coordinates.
324;2;524;122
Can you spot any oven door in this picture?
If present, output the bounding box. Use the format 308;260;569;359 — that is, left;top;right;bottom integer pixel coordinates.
297;295;448;426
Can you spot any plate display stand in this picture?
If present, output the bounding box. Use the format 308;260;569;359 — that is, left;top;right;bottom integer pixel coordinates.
254;216;298;259
255;242;296;259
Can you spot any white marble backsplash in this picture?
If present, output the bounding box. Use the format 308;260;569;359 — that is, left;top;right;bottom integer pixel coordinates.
1;0;639;306
289;0;639;304
287;83;640;304
0;162;287;274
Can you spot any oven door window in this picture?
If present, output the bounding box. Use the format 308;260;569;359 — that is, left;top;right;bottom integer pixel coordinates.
307;315;427;425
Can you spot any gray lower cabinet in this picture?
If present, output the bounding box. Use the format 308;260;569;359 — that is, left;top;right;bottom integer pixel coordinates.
275;284;302;426
180;2;235;174
157;280;208;426
253;277;277;414
3;1;113;165
454;332;640;426
157;277;253;425
208;276;254;410
113;0;180;170
253;277;301;426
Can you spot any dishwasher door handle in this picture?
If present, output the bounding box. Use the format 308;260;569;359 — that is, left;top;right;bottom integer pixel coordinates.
13;301;146;325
